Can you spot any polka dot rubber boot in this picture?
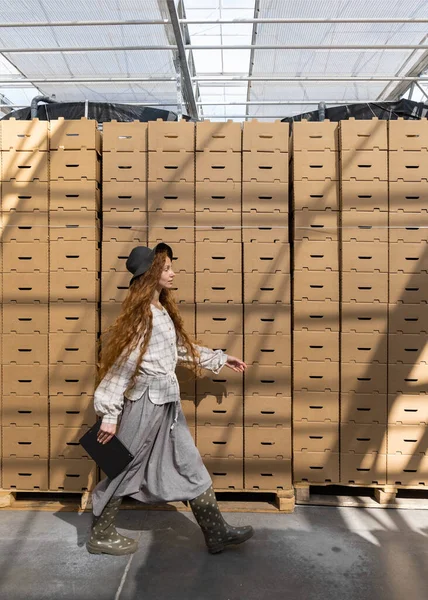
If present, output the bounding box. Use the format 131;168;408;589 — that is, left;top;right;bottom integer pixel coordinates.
86;497;138;556
189;486;254;554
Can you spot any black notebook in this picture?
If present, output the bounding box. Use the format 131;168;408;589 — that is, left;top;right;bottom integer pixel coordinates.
79;420;134;480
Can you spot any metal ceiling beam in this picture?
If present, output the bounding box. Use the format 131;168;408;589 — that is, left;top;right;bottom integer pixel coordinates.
383;53;428;101
165;0;198;120
245;0;260;121
198;100;387;105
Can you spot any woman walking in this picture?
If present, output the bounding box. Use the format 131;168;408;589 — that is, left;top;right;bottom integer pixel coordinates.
88;242;253;556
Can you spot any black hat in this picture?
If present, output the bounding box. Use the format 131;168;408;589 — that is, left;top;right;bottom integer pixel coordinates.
126;243;173;285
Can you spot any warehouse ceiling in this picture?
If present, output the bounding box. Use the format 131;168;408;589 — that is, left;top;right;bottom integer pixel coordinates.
1;0;428;119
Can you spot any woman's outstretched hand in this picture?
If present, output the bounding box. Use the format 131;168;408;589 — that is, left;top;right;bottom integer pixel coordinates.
225;356;247;373
97;422;117;445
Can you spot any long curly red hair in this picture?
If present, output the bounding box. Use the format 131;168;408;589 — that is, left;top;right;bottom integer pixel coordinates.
97;250;201;386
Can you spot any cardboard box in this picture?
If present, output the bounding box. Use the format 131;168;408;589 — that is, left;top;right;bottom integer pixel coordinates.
245;457;292;490
341;393;387;424
171;272;195;304
1;181;48;212
293;270;339;302
49;458;97;491
389;211;428;243
1;118;48;151
3;242;48;273
2;426;48;458
1;150;48;182
389;181;428;212
389;272;428;304
389;242;428;273
195;272;242;303
196;211;242;243
389;363;428;394
196;150;241;183
388;393;428;425
203;457;244;489
389;150;428;182
341;423;387;454
387;454;428;486
149;120;194;152
2;333;48;365
243;241;289;273
341;149;387;181
196;121;241;152
180;397;196;428
49;240;100;272
244;396;291;427
50;425;91;459
102;240;141;272
389;117;428;151
147;210;194;243
102;151;147;182
389;303;428;334
243;151;288;183
101;271;129;302
102;209;147;243
244;303;290;335
243;272;291;304
100;301;122;333
341;332;387;364
293;208;338;241
293;180;339;210
2;458;48;490
389;333;428;365
195;241;241;273
3;303;48;334
388;424;428;455
49;333;97;365
293;422;339;452
149;150;194;183
293;451;339;483
341;362;387;394
341;180;388;211
196;304;242;334
245;425;291;458
50;180;100;211
2;396;48;427
196;394;243;427
3;272;49;303
48;364;96;396
49;395;96;427
293;360;339;392
196;181;240;212
341;302;388;333
341;272;388;303
341;209;388;242
50;272;100;303
293;330;339;362
242;181;288;213
244;334;291;366
49;209;100;242
293;300;339;332
103;120;147;152
294;240;339;271
293;150;338;182
196;332;243;359
49;302;97;333
292;390;339;423
342;240;388;272
50;149;101;181
197;424;243;458
50;117;101;152
103;180;147;212
293;119;338;151
196;367;243;400
340;117;387;151
244;365;291;397
2;210;48;242
341;452;386;485
242;213;289;243
148;181;194;212
243;120;289;153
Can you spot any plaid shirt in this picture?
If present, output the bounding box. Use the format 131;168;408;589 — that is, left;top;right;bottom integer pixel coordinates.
95;305;228;424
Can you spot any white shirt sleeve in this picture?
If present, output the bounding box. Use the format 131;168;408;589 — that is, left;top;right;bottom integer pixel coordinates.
177;337;228;374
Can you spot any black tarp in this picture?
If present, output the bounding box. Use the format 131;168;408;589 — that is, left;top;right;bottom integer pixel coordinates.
1;102;180;122
281;98;428;123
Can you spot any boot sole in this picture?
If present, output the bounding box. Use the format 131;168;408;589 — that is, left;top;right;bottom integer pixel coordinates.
208;528;254;554
86;541;138;556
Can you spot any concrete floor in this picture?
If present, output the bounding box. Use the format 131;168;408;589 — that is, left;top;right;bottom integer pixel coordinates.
1;505;428;600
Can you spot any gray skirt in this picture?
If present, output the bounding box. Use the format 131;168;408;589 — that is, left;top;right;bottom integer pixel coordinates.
91;391;212;517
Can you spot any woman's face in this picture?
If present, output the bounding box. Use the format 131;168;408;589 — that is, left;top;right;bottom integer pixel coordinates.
158;257;175;290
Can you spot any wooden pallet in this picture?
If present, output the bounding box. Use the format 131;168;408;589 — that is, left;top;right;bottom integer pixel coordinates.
0;490;92;511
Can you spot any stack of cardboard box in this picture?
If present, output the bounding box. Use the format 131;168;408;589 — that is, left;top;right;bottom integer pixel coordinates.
1;119;50;490
340;118;388;484
387;118;428;484
292;120;340;484
48;118;100;491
